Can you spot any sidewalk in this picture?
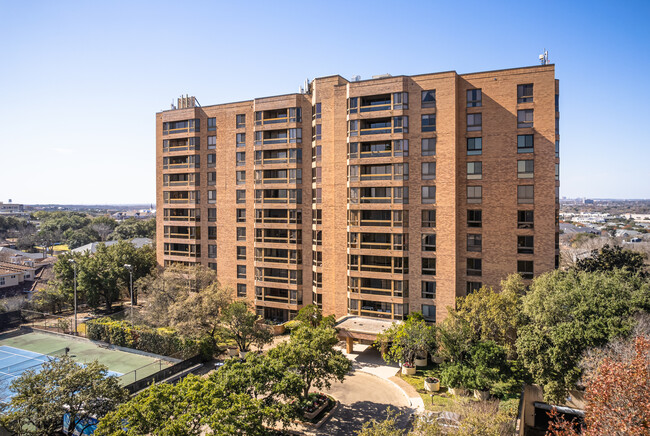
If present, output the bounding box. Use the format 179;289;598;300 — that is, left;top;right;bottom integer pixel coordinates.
336;342;425;411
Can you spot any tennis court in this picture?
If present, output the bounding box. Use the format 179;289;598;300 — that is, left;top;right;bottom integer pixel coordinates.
0;330;176;402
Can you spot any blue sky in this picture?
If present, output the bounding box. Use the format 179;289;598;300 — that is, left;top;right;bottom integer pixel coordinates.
0;0;649;204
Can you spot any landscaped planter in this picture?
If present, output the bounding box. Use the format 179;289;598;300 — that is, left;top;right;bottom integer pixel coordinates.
473;389;490;401
301;393;330;420
402;364;416;375
448;387;469;396
414;356;428;367
424;377;440;392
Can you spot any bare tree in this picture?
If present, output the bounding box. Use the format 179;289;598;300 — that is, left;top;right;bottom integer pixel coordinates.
92;223;113;241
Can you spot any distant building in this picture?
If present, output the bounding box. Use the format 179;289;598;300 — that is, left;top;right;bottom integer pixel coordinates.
0;200;25;215
111;210;156;221
0;259;38;289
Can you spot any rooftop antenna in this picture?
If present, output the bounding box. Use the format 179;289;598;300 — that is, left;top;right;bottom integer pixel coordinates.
539;49;549;65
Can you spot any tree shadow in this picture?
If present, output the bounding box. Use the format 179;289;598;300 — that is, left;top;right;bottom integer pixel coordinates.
317;400;412;435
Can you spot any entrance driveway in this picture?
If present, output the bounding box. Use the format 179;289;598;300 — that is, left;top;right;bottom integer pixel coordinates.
316;371;412;435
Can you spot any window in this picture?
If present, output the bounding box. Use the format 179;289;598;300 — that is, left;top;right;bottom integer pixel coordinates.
394;139;409;156
289;107;302;122
518;235;534;254
394;187;408;204
237;227;246;241
467;113;482;131
518;260;533;279
467;281;482;294
422;305;436;322
467;137;482;155
207;117;216;131
313;102;322;119
467;210;482;228
208;172;216;186
236;151;245;166
421;90;436;108
237;265;246;279
237;246;246;260
555;163;559;181
467;258;482;276
393;92;408;109
236;114;246;128
236;133;246;147
467;234;482;252
422;210;436;228
555;140;559;158
517;185;534;204
394;163;408;180
467;162;482;180
422;281;436;299
518;160;534;178
517;109;533;128
517;210;534;229
422;186;436;204
467;186;482;204
208;190;216;204
236;189;246;204
393;116;408;133
289;128;302;143
236;170;246;185
208;226;217;240
208;244;217;259
517;134;534;153
208;208;217;222
422;162;436;180
421;138;436;156
422;258;436;275
237;284;247;297
313;124;322;140
236;209;246;222
517;84;533;103
467;89;482;107
208;263;217;271
207;153;216;168
422;234;436;251
421;114;436;132
208;135;216;149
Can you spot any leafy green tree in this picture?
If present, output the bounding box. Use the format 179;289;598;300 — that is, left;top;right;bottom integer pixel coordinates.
294;304;335;328
96;363;297;436
575;244;646;275
376;313;437;366
30;284;68;314
63;226;99;249
270;324;352;399
1;356;128;436
111;218;155;240
219;301;272;353
517;269;650;403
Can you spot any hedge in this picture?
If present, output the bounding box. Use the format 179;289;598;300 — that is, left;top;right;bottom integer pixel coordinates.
86;318;212;360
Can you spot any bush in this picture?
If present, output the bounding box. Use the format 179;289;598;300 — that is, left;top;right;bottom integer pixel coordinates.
86;318;207;359
283;320;303;332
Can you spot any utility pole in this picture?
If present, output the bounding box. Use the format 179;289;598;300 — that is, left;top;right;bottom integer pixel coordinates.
68;258;77;335
124;264;134;325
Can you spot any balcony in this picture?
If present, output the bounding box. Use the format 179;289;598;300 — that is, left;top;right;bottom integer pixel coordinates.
163;243;200;257
255;108;301;126
254;149;302;166
255;209;302;225
255;286;303;305
349;117;408;137
163;137;200;153
163;173;199;187
255;189;302;204
255;248;301;265
162;119;199;135
163;208;200;222
348;278;408;298
255;228;302;245
348;232;408;251
163;155;199;170
349;187;408;204
349;255;408;274
348;210;408;228
348;92;409;114
348;299;407;320
254;128;302;146
348;140;409;159
255;267;302;285
254;169;302;185
164;226;200;240
163;191;200;205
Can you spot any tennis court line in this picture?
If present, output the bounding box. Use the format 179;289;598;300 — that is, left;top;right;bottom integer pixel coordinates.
0;346;48;359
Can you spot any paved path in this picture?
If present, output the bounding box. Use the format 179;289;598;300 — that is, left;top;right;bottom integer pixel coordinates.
313;371;412;435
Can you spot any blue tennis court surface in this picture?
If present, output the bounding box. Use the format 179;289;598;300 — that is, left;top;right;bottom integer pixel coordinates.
0;345;122;402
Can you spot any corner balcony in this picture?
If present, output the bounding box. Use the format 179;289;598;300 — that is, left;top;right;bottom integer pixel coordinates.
163;226;200;241
163;190;200;205
348;116;408;137
348;277;408;298
254;128;302;146
162;155;199;171
348;210;408;228
163;208;200;223
254;189;302;204
162;137;200;153
163;243;200;258
348;92;408;114
254;107;301;126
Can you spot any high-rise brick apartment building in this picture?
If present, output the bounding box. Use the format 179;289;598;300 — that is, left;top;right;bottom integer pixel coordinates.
156;64;560;324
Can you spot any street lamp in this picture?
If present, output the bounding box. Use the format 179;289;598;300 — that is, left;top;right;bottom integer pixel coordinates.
124;264;133;323
68;258;77;335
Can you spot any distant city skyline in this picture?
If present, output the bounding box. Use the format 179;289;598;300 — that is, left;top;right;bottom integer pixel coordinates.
1;0;649;203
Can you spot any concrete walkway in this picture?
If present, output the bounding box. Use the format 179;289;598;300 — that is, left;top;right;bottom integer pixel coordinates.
336;342;425;412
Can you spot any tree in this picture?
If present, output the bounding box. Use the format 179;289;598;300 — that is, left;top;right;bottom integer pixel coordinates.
1;356;128;436
575;244;646;276
91;216;117;241
96;361;299;436
294;304;335;328
356;409;406;436
111;218;155;240
219;301;271;353
63;226;99;249
516;269;650;403
376;313;437;366
270;324;352;399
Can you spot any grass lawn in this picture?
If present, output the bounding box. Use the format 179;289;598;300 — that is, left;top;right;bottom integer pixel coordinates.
398;364;520;415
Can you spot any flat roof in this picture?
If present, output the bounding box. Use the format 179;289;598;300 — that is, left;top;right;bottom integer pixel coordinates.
336;316;399;336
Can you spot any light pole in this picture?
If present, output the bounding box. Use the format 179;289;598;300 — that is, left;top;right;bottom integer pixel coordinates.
68;258;77;335
124;264;133;323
